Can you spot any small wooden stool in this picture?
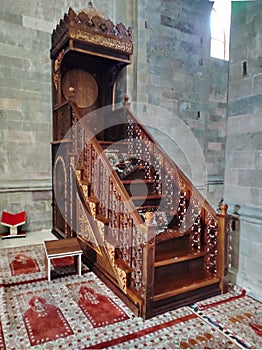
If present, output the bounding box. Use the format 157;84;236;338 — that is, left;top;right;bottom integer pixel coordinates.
43;238;83;281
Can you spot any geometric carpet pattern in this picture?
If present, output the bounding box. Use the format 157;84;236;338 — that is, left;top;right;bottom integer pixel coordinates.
0;244;261;349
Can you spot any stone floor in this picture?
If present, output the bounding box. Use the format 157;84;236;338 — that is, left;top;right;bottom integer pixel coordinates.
0;229;56;249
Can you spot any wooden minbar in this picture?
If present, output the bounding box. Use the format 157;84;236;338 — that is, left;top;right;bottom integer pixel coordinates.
50;4;229;319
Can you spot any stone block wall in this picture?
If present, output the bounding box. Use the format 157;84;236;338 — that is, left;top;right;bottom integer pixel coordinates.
0;190;52;233
205;58;228;205
0;0;133;233
0;0;54;233
225;1;262;300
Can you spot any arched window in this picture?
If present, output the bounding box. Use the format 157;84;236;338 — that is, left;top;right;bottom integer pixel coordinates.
210;0;231;61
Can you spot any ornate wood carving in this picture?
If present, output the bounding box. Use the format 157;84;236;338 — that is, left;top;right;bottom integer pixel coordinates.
131;225;144;293
53;49;64;90
51;4;133;59
189;195;202;252
205;212;218;276
53;155;69;237
54;104;72;141
76;193;101;255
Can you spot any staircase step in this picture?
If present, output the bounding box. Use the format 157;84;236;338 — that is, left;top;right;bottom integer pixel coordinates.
137;205;159;211
155;228;190;243
88;196;99;203
98;140;128;145
121;179;154;185
132;194;162;208
123;179;156;196
132;194;162;200
98;140;128;151
155;251;205;267
116;165;145;180
153;271;220;302
96;214;110;224
115;258;133;273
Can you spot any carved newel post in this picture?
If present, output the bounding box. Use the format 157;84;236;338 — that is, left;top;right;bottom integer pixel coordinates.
217;202;230;293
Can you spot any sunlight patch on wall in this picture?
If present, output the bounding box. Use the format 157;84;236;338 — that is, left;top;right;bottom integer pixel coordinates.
210;0;231;61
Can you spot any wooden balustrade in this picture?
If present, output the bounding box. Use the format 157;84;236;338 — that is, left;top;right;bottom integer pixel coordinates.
123;100;229;293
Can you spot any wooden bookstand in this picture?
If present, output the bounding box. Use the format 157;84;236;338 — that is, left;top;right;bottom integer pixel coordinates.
1;211;26;239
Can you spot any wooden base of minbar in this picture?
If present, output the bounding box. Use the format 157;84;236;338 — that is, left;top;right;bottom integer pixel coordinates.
43;238;83;282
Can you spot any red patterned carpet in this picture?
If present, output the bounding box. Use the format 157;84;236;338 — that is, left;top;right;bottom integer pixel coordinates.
0;244;261;349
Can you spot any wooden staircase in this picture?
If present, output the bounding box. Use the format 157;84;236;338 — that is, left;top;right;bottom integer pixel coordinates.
52;98;230;319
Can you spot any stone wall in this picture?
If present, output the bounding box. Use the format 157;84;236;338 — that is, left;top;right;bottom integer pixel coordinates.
224;1;262;300
0;0;133;233
205;58;228;205
132;0;228;207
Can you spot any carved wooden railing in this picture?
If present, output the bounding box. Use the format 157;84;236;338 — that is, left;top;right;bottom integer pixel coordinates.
122;98;229;287
66;98;229;316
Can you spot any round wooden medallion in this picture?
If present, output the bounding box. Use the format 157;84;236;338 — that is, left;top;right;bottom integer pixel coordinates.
62;69;98;108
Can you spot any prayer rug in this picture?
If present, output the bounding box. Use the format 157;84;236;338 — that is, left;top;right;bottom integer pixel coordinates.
67;280;129;327
190;286;262;349
0;244;46;285
1;273;133;349
1;244;261;349
91;314;241;349
22;294;73;346
0;272;243;350
0;244;88;286
9;252;40;276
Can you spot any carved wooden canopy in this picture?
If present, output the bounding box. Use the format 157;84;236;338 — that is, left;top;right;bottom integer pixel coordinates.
50;2;133;61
